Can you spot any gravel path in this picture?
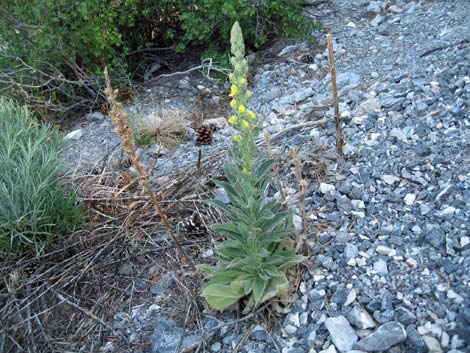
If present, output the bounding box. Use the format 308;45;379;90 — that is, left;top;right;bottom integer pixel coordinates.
67;0;469;352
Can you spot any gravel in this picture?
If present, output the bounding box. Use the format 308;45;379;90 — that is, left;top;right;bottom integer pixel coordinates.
66;0;470;351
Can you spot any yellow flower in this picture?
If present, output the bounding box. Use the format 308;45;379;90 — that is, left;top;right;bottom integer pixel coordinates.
242;119;250;128
240;78;247;85
229;85;238;97
228;115;238;125
232;135;240;142
242;167;248;173
230;99;237;108
245;90;252;98
247;110;256;119
239;105;246;114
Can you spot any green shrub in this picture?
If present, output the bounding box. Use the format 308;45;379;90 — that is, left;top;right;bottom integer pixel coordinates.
199;23;306;312
0;0;319;117
0;98;84;253
181;0;318;50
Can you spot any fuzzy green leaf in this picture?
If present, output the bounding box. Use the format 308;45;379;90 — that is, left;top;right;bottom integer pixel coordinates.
278;254;307;270
206;198;230;213
255;159;274;177
215;242;248;260
253;276;268;304
202;282;245;311
211;223;244;242
258;273;289;304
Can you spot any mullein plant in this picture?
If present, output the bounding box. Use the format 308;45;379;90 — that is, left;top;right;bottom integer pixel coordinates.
200;22;306;312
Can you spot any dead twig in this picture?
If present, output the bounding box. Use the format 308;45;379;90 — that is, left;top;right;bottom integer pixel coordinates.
291;148;308;236
104;67;195;270
232;324;255;353
420;37;469;57
258;118;328;145
326;33;344;157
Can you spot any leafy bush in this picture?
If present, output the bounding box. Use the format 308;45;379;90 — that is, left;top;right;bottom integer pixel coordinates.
181;0;318;50
0;0;319;118
199;23;306;312
0;98;84;253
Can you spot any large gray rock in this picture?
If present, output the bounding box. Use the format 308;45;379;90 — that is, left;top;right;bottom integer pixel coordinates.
353;322;406;351
347;304;376;329
324;315;358;351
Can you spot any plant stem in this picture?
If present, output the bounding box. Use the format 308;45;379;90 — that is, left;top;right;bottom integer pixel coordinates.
103;67;195;270
327;33;344;157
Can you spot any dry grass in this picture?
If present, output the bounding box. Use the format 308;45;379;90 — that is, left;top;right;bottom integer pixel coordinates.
128;107;189;148
0;151;228;352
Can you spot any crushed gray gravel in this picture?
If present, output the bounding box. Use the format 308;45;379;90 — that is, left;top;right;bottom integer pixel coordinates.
65;0;469;352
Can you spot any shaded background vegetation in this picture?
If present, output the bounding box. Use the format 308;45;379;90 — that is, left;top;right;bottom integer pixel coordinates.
0;0;318;119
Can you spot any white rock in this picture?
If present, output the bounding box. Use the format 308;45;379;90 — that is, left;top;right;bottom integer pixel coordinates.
441;331;450;348
293;214;303;232
351;200;365;209
287;312;300;327
447;289;464;304
422;335;443;353
344;289;357;306
324;316;358;351
319;345;337;353
374;259;388;275
201;249;214;258
203;117;227;129
404;193;416;205
310;128;321;138
65;129;83;140
100;342;115;352
376;245;393;255
460;235;470;248
382;174;400;185
431;324;443;337
147;144;169;156
355;98;381;115
388;5;403;13
210;342;222;353
347;304;376;329
417;325;429;335
319;183;336;194
406;258;418;267
350;211;365;218
346;22;357;28
390;127;408;143
352;116;365;125
278;45;297;57
284;325;297;334
439;206;456;216
347;258;357;267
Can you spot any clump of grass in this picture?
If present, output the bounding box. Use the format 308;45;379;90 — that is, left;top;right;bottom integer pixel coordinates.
0;98;84;253
128;107;188;148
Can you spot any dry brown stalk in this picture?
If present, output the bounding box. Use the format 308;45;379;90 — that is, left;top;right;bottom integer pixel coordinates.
263;129;286;206
291;148;308;234
326;33;344;157
103;67;195;269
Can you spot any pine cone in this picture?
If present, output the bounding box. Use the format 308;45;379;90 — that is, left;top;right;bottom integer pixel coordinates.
300;54;314;64
101;102;110;115
196;126;213;145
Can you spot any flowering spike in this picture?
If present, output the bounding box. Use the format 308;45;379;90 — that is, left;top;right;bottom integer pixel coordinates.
231;22;245;58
